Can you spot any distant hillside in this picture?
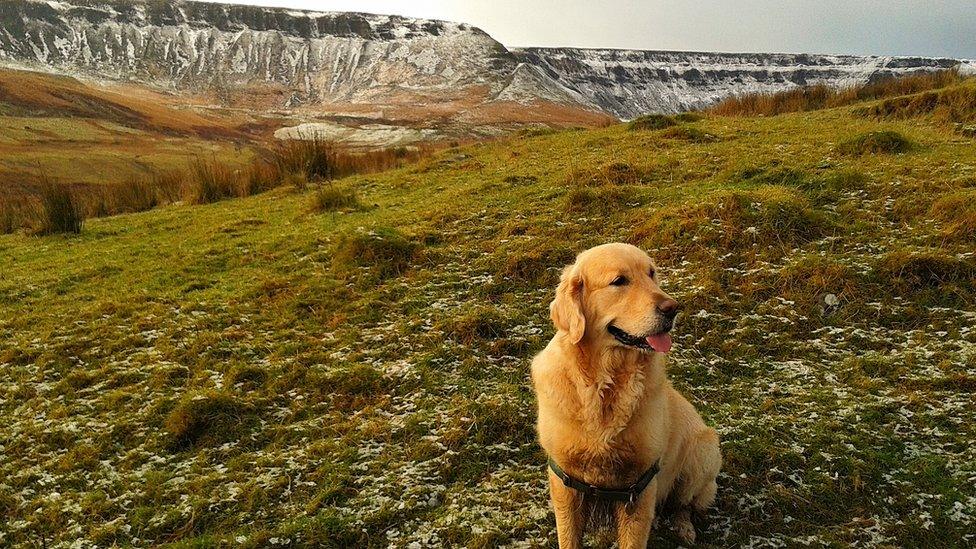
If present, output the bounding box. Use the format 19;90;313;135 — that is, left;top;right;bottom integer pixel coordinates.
0;67;259;193
1;0;972;121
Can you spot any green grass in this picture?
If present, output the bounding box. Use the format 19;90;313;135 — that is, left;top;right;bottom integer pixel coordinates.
310;184;362;212
1;80;976;547
627;113;678;131
837;130;914;155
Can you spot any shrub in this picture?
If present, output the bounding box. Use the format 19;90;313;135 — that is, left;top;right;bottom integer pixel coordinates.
627;114;678;131
37;179;84;235
837;131;913;156
334;227;422;279
311;185;360;212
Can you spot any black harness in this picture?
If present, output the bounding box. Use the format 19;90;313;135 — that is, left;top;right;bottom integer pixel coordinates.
548;457;660;505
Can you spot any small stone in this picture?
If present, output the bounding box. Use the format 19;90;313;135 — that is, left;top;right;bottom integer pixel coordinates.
824;294;839;307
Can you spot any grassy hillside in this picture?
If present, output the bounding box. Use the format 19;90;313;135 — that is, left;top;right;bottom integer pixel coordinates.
0;68;260;189
2;78;976;547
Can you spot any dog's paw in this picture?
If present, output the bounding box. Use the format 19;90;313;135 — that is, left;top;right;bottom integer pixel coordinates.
673;512;697;545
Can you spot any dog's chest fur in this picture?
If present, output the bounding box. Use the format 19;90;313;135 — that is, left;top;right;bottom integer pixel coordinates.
564;348;662;485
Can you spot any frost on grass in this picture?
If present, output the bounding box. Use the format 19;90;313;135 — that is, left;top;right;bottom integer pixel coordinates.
2;115;976;547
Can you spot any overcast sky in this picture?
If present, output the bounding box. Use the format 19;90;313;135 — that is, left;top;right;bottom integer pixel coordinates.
202;0;976;58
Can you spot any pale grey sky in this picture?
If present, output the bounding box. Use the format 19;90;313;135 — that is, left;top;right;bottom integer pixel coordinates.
203;0;976;59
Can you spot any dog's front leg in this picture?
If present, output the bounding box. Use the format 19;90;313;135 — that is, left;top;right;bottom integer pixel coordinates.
615;479;657;549
548;470;584;549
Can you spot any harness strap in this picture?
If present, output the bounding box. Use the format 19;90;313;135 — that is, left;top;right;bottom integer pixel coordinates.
547;457;660;505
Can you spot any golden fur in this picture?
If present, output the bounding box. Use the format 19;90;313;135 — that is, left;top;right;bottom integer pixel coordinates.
531;243;721;547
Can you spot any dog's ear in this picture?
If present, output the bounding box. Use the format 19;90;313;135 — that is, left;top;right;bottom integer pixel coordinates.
550;264;585;344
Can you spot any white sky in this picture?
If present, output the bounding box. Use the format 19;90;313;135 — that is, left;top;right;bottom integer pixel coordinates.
200;0;976;58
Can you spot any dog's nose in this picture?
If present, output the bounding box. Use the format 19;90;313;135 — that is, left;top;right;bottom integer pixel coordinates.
657;299;680;319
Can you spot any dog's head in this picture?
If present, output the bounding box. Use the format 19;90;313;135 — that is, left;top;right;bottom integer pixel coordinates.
550;243;678;354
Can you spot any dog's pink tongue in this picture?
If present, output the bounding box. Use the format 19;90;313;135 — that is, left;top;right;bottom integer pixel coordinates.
645;334;673;353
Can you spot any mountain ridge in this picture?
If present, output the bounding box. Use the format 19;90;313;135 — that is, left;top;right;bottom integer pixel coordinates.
1;0;973;121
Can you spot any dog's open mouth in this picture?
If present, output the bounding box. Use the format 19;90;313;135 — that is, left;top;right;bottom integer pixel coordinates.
607;325;673;353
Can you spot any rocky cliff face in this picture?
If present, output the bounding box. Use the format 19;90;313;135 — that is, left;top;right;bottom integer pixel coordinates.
0;0;518;108
514;49;967;118
1;0;971;120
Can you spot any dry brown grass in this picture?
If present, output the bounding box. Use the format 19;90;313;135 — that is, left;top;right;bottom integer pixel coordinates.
565;162;657;187
709;69;963;117
311;185;362;213
930;190;976;241
856;84;976;123
0;68;243;138
270;137;432;182
35;178;85;235
0;139;434;234
631;186;836;259
836;131;913;156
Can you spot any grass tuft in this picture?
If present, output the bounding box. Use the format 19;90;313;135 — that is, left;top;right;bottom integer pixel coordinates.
564;185;633;213
674;112;706;123
164;391;255;450
37;179;84;235
566;162;656;187
875;250;976;291
710;69;962;116
837;130;913;156
186;158;241;205
627;114;678;131
660;125;719;143
633;186;835;257
334;227;422;279
929;190;976;240
444;305;509;345
270;136;337;182
311;185;361;213
856;84;976;123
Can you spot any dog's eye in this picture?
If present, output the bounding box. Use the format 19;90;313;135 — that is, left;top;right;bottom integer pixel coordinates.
648;268;656;278
609;275;629;286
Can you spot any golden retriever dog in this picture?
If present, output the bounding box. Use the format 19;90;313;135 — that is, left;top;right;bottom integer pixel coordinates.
531;243;721;548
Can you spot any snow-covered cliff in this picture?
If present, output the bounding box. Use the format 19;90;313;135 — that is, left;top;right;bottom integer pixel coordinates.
0;0;518;107
514;48;966;118
0;0;971;118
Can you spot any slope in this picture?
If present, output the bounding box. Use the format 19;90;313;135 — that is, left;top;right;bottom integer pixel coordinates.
1;80;975;547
